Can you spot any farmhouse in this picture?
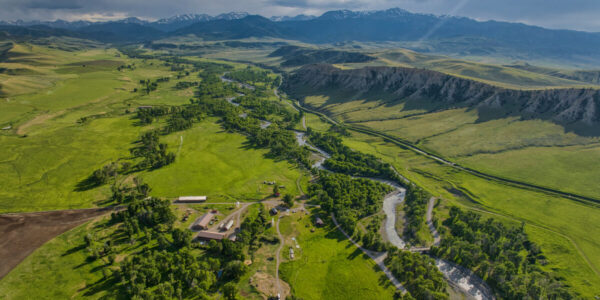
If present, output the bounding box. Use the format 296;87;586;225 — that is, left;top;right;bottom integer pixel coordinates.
195;231;225;241
176;196;207;203
191;212;215;230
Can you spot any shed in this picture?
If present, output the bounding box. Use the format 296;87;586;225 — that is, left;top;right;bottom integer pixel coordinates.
224;220;234;231
176;196;207;203
315;217;324;227
195;231;225;241
270;208;278;215
192;212;215;230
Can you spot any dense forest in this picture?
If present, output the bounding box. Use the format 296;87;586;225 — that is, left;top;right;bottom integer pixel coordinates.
385;248;448;300
431;207;577;299
307;172;392;237
402;185;430;246
85;193;273;299
308;130;402;182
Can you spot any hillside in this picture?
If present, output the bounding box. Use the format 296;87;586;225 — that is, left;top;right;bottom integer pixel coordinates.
285;64;600;135
284;64;600;201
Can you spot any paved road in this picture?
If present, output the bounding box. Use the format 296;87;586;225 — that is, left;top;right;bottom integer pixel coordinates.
331;213;406;293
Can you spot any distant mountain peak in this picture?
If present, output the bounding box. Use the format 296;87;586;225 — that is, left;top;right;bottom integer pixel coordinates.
155;14;212;24
214;12;249;20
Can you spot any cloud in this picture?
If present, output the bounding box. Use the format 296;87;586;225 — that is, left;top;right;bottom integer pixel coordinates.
24;0;82;9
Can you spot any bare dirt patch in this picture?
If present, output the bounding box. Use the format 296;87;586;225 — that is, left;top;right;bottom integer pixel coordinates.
16;110;63;135
250;271;290;300
0;207;117;279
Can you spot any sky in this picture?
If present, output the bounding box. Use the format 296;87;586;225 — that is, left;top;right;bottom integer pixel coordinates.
1;0;600;32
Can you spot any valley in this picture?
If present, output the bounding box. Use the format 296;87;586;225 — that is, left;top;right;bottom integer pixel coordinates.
1;6;600;299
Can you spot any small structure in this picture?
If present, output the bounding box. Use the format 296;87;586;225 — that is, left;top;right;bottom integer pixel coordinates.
224;220;234;231
289;247;294;259
1;126;11;130
137;105;153;110
176;196;207;203
192;212;215;230
315;217;324;227
270;208;278;215
195;231;225;241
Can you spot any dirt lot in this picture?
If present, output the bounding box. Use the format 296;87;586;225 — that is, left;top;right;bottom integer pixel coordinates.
0;207;117;279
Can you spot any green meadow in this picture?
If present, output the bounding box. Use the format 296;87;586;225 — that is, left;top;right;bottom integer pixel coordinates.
300;94;600;200
142;119;303;202
279;211;396;300
0;44;302;212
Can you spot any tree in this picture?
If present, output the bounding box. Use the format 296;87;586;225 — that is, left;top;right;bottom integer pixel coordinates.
223;282;238;300
172;228;191;248
273;184;279;196
283;194;295;208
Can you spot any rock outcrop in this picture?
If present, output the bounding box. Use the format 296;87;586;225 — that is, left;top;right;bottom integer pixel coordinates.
284;64;600;134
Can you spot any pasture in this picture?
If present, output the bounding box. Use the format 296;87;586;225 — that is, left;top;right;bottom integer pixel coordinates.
301;95;600;200
279;210;397;300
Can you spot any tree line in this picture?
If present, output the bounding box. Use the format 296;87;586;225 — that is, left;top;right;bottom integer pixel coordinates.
430;207;577;299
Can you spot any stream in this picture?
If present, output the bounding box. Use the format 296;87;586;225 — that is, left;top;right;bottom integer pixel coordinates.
222;73;493;300
293;129;493;300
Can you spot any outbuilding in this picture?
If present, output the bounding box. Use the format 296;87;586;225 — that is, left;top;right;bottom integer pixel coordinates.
224;220;234;231
195;231;225;241
192;212;215;230
176;196;207;203
315;217;324;227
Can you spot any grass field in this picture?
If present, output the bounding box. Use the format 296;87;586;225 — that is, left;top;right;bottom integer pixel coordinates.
279;209;396;300
142;119;303;202
0;44;304;212
300;94;600;201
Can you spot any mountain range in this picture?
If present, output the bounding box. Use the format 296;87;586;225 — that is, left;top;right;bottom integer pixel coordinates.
2;8;600;65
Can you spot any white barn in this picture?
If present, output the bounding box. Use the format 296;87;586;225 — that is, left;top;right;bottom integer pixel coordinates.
177;196;207;203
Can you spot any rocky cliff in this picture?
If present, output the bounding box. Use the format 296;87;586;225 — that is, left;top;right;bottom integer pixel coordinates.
284;64;600;134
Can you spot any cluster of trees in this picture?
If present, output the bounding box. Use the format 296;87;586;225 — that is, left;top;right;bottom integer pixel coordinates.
130;131;175;169
308;130;402;182
403;185;430;246
89;162;119;185
356;215;387;252
117;64;134;71
136;106;172;125
174;81;199;90
385;248;448;299
308;173;392;236
119;249;216;299
139;79;158;94
431;207;577;299
110;177;151;204
95;190;270;299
